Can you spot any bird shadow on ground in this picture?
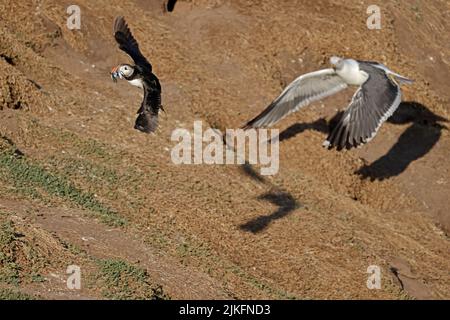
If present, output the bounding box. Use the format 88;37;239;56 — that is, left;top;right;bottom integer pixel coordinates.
238;102;447;232
356;101;448;181
240;162;267;184
239;190;300;234
277;118;329;143
238;162;301;233
273;101;447;181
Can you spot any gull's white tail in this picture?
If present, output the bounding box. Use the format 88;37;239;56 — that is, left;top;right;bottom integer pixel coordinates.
391;73;414;85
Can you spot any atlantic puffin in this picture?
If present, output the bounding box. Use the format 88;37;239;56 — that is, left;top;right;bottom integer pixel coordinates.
243;56;413;150
111;16;163;133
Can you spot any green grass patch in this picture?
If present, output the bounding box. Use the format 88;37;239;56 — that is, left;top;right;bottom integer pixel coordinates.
0;149;125;227
46;156;120;190
0;288;36;300
93;259;169;300
27;122;122;164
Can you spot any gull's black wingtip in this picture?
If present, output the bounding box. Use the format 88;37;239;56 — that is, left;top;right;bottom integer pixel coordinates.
241;118;264;131
322;137;362;151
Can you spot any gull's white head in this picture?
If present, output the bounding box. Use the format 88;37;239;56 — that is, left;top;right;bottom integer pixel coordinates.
331;56;367;85
330;56;343;67
330;56;357;71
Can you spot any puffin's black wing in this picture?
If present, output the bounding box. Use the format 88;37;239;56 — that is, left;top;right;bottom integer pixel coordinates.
113;16;152;73
324;64;402;150
134;76;162;133
166;0;177;12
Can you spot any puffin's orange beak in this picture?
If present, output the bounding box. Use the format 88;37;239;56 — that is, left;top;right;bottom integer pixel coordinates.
111;65;120;83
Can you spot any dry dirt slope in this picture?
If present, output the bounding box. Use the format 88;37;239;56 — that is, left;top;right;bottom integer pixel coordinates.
0;0;449;299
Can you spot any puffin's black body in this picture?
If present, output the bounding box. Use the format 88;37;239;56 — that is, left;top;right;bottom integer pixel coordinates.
166;0;177;12
111;16;162;133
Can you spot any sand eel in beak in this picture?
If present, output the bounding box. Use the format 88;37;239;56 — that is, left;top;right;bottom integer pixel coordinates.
243;56;413;150
111;66;122;82
111;16;163;134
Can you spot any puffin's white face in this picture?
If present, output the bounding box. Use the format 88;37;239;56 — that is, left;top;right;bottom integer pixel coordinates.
119;64;134;77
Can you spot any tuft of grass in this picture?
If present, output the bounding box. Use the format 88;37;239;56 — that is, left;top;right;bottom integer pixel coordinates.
31;274;46;283
0;149;125;227
0;220;22;286
0;288;36;300
410;5;423;21
59;239;87;257
0;217;49;286
94;259;169;300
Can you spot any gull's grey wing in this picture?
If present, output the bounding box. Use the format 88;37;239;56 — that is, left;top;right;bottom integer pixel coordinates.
114;16;152;73
243;69;348;129
135;76;162;134
324;65;402;150
358;60;414;85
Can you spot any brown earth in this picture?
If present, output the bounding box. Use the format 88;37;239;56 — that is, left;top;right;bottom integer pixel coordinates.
0;0;449;299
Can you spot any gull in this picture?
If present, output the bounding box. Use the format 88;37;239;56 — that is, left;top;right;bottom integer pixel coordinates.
243;56;413;150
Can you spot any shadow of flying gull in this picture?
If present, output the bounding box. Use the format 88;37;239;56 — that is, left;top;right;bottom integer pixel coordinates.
356;101;448;181
240;191;300;234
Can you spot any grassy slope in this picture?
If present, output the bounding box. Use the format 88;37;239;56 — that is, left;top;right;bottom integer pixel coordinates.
0;0;449;299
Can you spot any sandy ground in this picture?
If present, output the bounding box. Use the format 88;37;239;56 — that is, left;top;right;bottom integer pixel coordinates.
0;0;449;299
